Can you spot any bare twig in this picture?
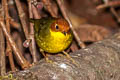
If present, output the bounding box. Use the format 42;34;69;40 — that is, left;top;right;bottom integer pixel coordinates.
14;0;29;38
27;0;38;62
31;4;41;19
12;32;24;54
23;1;42;62
3;0;16;71
110;7;120;23
0;21;30;69
100;0;120;23
0;12;6;75
14;0;38;63
41;0;58;17
9;18;20;29
8;0;20;23
96;1;120;10
0;27;5;76
106;0;120;23
56;0;86;48
0;0;6;76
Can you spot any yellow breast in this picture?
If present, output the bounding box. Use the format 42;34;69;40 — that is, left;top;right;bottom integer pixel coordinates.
38;29;73;53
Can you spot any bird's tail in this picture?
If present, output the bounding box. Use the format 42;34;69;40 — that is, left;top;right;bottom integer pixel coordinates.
29;18;35;23
29;19;39;33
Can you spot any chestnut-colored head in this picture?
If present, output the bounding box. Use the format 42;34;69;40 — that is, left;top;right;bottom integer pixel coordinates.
50;18;70;35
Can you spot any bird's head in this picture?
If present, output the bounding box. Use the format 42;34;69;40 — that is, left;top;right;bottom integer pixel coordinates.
50;18;71;36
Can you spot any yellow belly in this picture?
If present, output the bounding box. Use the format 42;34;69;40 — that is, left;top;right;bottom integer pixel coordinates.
36;30;73;53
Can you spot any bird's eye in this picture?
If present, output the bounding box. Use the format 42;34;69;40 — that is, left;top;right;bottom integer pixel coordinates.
55;24;59;30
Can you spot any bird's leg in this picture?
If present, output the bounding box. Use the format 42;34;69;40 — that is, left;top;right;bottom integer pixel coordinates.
40;49;53;63
62;51;78;66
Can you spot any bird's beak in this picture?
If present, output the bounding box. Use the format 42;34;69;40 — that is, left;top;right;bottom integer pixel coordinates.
62;31;67;36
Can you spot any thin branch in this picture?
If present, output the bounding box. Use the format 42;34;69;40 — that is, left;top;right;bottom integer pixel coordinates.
12;32;24;54
56;0;86;48
31;0;42;19
110;7;120;23
96;1;120;10
3;0;16;71
0;21;30;69
31;4;41;19
0;27;5;76
0;1;6;76
41;0;58;17
23;2;42;61
99;0;120;23
106;0;120;23
27;0;38;62
9;18;20;29
14;0;29;38
14;0;39;63
8;0;21;28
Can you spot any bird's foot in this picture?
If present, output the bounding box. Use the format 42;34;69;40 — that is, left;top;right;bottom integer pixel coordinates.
62;51;78;66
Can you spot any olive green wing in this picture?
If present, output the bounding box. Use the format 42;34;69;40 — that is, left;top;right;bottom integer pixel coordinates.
30;18;54;34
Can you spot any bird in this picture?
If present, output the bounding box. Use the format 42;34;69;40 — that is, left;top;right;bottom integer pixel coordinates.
30;17;75;63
